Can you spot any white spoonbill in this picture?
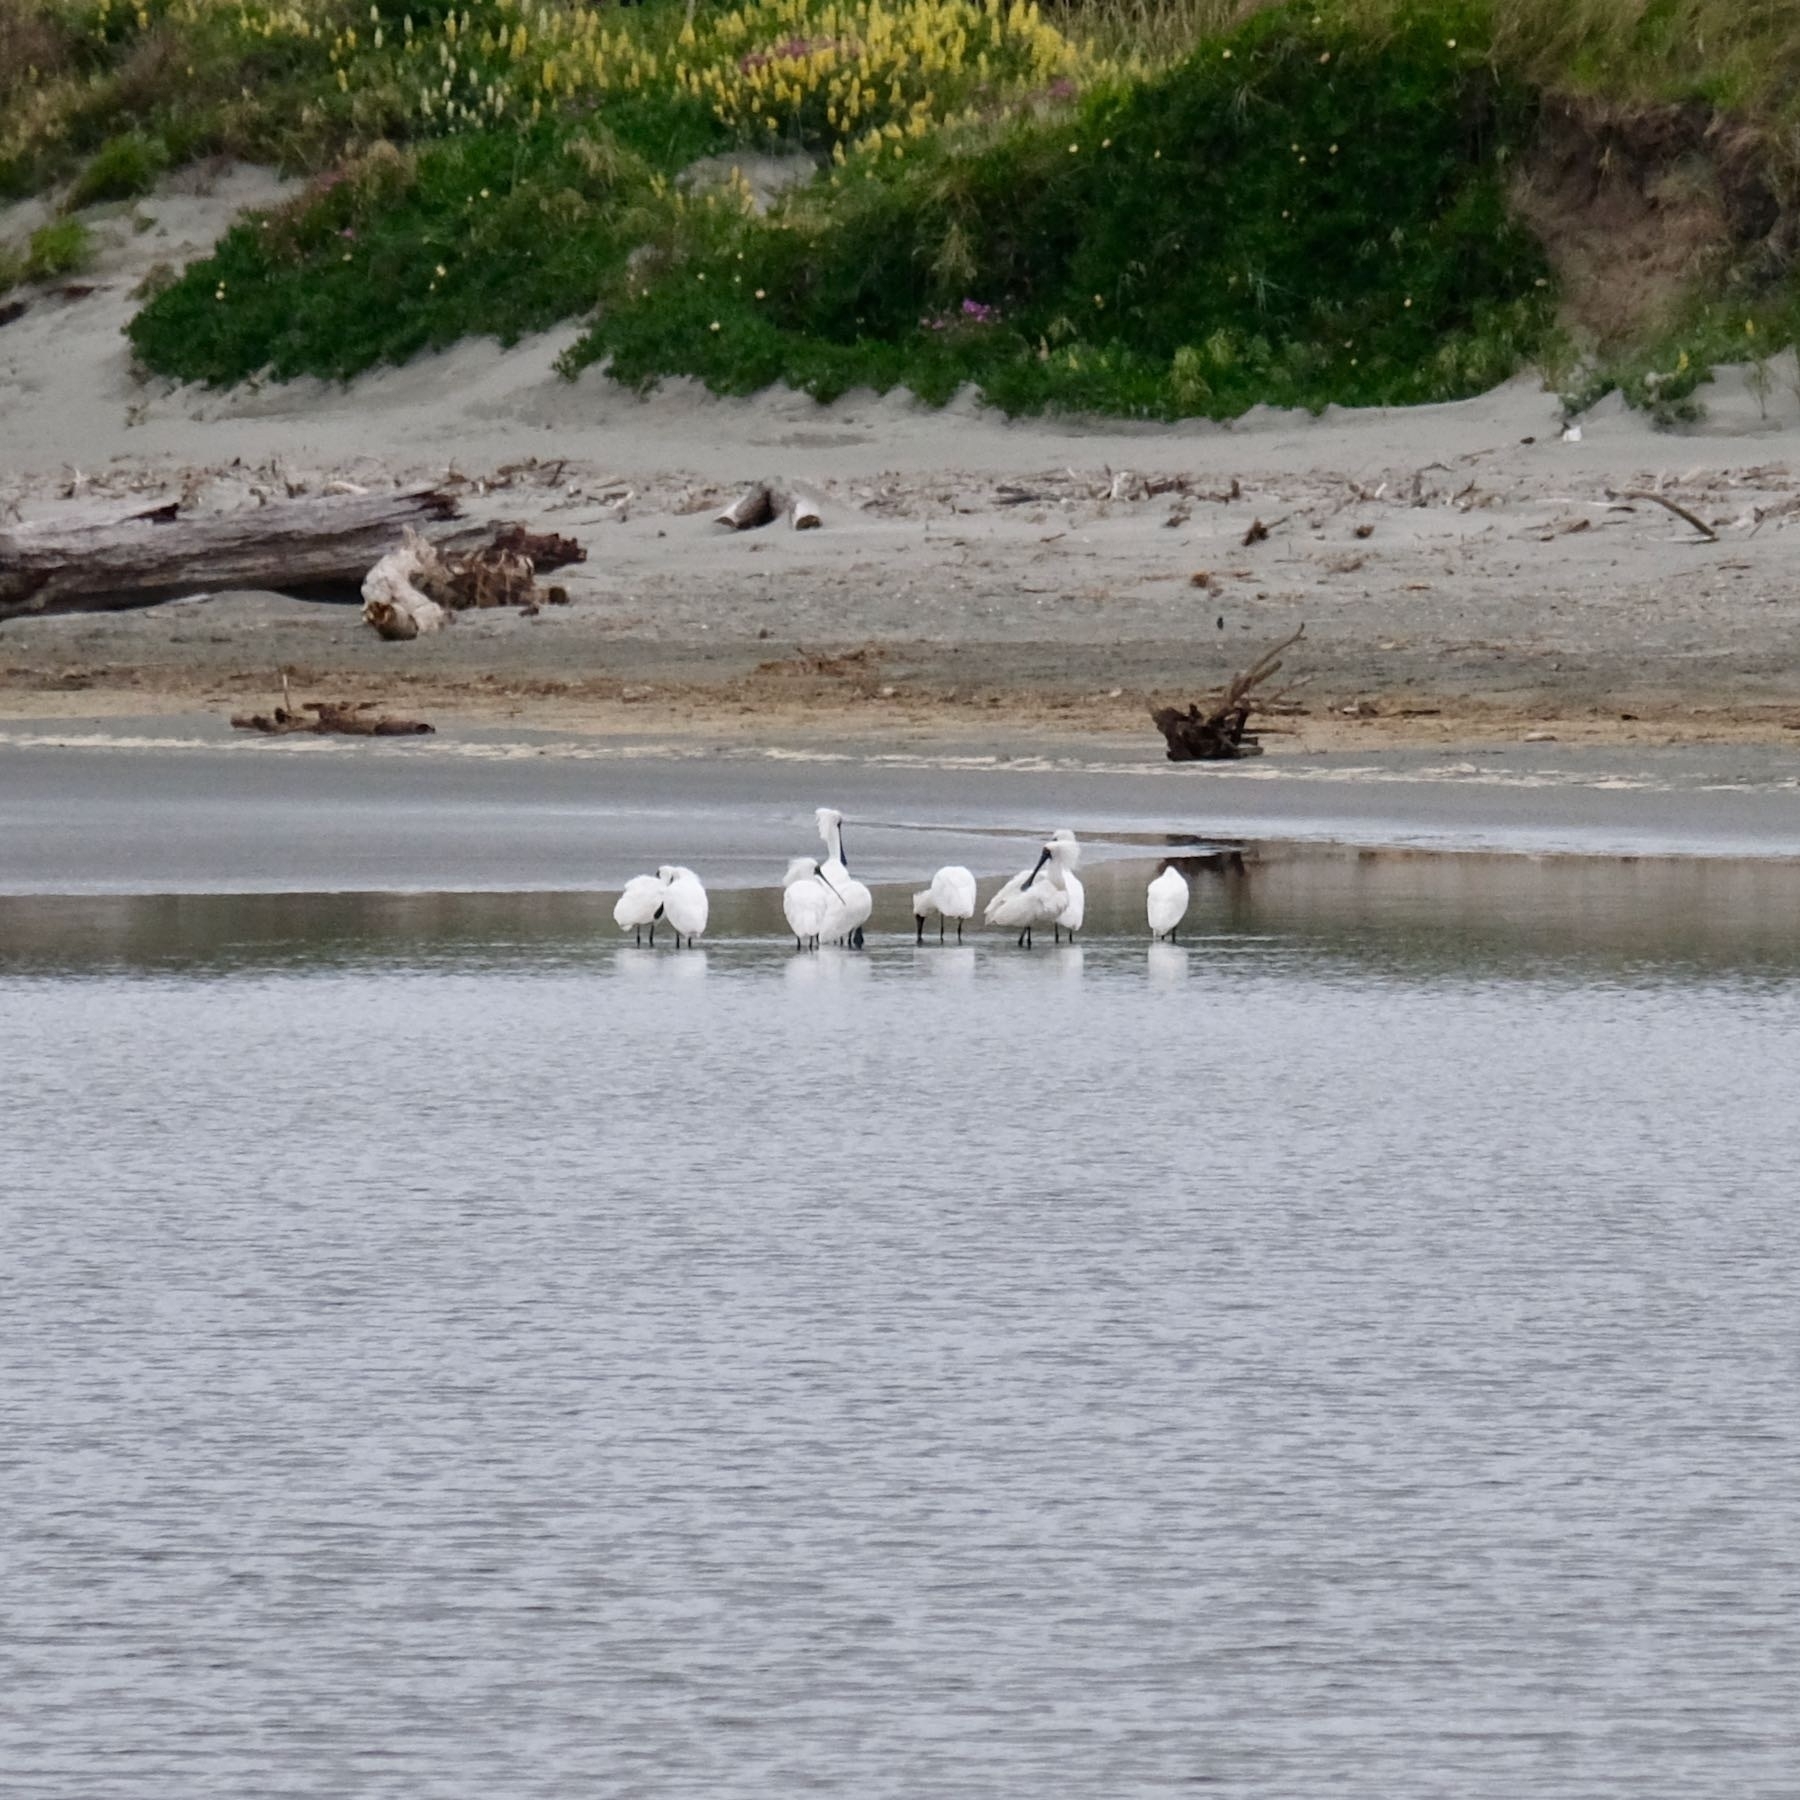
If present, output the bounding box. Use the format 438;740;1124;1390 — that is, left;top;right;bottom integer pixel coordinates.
782;856;833;951
613;870;668;945
658;865;708;947
816;807;873;947
1047;830;1084;943
985;832;1079;947
913;865;977;943
1147;864;1190;941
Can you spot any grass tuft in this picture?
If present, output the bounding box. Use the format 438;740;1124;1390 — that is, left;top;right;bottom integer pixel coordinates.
65;130;170;210
24;216;94;279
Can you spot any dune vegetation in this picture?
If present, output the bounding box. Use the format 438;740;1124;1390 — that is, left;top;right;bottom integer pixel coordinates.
2;0;1798;419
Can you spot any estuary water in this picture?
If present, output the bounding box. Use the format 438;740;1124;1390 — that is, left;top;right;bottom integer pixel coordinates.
4;851;1800;1797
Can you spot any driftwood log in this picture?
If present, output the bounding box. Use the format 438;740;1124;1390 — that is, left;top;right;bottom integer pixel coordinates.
362;529;453;639
715;481;824;531
1151;626;1306;762
0;486;480;620
230;702;434;737
361;523;582;640
231;680;434;736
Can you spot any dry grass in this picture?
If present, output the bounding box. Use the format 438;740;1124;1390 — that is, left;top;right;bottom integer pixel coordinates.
0;0;69;103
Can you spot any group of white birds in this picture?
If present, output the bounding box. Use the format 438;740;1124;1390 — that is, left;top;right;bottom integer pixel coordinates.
612;807;1194;950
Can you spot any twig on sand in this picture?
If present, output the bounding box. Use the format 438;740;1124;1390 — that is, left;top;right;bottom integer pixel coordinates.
1615;490;1718;542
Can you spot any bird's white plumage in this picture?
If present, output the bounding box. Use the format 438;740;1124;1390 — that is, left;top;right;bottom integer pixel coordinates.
782;856;831;946
658;865;708;942
816;807;873;944
613;872;665;932
1057;869;1086;937
914;865;977;934
982;868;1029;925
987;832;1080;940
1147;865;1190;939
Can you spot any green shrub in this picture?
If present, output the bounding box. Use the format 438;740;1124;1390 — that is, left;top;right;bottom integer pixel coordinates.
65;130;169;208
129;127;664;384
568;0;1554;418
24;216;93;278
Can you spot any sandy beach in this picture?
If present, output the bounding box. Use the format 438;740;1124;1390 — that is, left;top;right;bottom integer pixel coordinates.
6;163;1800;762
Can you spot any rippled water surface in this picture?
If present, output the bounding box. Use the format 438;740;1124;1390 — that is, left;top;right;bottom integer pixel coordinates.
6;856;1800;1798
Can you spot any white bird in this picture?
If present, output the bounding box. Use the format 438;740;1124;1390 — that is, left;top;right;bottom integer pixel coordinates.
613;871;668;946
1046;830;1084;943
913;865;977;943
658;865;708;947
1055;868;1085;942
986;832;1079;947
1147;864;1190;941
816;807;873;947
782;856;833;950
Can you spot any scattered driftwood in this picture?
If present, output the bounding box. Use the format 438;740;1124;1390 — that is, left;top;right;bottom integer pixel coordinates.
1615;489;1719;542
361;523;581;639
1241;512;1292;546
231;677;433;737
1150;626;1306;762
487;523;584;573
715;481;825;531
0;486;474;620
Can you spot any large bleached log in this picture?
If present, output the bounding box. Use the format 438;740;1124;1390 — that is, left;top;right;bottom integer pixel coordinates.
361;528;452;640
0;486;474;619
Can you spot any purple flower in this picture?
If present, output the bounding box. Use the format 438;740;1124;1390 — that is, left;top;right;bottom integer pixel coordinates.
920;299;1001;333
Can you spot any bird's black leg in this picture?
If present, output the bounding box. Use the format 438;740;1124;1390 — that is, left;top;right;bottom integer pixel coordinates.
956;919;963;943
916;916;924;945
939;917;945;943
648;921;655;946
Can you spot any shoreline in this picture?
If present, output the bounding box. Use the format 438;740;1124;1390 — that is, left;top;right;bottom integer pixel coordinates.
7;720;1800;901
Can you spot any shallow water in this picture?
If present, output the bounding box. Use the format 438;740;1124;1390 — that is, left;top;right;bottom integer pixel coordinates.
5;854;1800;1797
